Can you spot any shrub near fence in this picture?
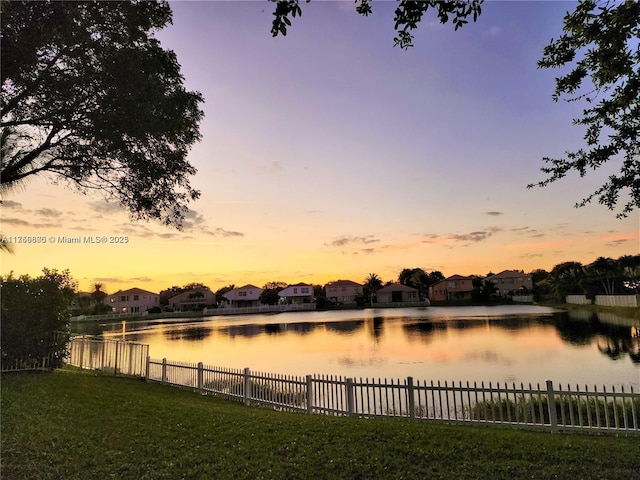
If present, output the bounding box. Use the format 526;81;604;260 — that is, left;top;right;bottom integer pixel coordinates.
146;357;640;435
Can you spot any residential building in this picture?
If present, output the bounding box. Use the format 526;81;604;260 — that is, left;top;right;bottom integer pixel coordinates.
428;275;474;301
486;270;533;296
376;283;419;303
106;288;159;313
222;284;264;308
168;287;215;311
325;279;363;304
278;283;314;304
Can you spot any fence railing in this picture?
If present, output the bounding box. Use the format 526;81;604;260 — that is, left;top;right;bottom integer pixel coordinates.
204;303;317;316
63;340;639;434
146;357;639;435
66;337;149;376
1;353;58;373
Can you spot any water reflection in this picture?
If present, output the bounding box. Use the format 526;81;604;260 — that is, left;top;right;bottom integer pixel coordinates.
556;312;639;364
325;320;363;334
71;306;639;387
163;326;212;342
219;325;263;338
402;321;447;342
372;317;384;342
287;322;316;335
264;324;282;335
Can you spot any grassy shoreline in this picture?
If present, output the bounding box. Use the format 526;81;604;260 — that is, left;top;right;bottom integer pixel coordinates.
2;369;639;480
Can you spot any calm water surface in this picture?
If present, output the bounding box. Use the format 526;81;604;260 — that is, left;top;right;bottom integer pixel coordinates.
76;305;640;389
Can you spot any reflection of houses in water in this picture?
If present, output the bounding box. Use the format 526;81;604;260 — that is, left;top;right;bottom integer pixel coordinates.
448;318;487;330
285;322;316;335
324;320;364;334
264;323;283;335
163;326;213;341
487;316;535;331
218;324;263;338
402;321;447;342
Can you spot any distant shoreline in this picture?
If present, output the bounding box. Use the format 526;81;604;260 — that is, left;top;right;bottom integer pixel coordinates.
69;301;640;326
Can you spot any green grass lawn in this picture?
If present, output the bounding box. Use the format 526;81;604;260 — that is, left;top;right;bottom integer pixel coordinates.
2;369;639;480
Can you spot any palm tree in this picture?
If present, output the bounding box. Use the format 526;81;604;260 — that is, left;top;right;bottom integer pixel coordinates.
364;273;383;306
586;257;620;296
618;254;640;293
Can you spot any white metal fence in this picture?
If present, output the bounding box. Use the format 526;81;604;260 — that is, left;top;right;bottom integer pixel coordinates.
67;337;149;376
1;353;58;372
147;357;639;435
63;339;639;434
204;304;316;315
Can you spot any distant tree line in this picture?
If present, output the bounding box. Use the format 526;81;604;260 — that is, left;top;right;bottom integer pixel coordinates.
532;255;640;303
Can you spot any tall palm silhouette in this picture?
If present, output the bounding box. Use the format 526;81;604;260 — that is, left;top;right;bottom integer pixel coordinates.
364;273;383;306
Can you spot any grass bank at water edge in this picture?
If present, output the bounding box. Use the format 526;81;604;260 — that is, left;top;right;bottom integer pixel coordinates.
2;369;639;480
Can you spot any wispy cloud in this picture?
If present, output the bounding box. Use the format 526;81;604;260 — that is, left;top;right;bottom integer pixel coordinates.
419;227;504;246
35;208;64;218
92;277;124;284
2;217;61;229
2;218;30;226
520;253;544;259
129;276;154;283
204;228;244;238
179;209;244;238
605;238;630;247
1;200;23;209
89;201;124;215
182;208;207;229
114;223;157;238
327;235;379;247
449;229;501;243
485;211;503;216
449;230;495;243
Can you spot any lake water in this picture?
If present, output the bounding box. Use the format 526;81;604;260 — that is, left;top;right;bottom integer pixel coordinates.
74;305;640;389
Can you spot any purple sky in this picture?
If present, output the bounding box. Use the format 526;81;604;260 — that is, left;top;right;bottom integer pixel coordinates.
2;1;638;293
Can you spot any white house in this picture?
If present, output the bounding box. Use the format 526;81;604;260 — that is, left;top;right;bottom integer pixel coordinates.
278;283;314;304
105;288;159;313
223;284;263;308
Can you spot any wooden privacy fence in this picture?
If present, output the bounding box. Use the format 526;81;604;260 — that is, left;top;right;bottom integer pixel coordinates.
147;357;639;435
67;337;149;376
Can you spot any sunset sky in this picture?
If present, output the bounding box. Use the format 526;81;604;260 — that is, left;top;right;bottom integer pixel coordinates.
1;1;638;294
